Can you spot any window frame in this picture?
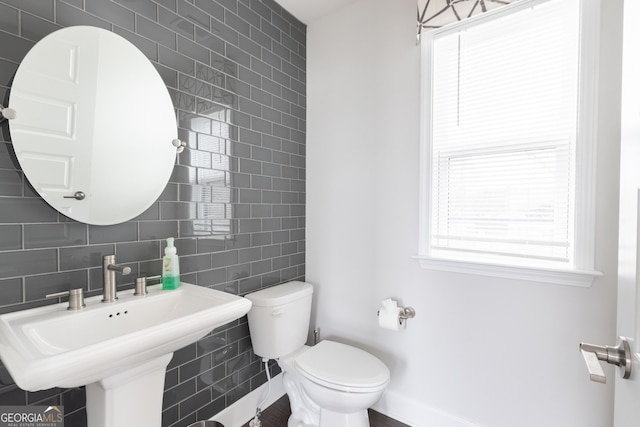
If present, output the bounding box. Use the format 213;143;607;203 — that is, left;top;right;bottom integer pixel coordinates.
415;0;602;287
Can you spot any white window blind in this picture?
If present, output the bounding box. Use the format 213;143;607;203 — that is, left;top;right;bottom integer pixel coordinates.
429;0;580;268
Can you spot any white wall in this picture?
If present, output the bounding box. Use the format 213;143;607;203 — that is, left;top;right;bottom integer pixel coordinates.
306;1;623;426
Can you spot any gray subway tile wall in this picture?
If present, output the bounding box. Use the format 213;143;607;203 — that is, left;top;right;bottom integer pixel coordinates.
0;0;305;425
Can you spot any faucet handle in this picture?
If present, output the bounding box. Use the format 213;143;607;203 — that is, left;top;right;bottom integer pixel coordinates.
46;288;86;311
134;275;161;296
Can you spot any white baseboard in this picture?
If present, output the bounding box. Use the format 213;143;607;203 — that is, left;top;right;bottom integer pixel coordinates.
209;375;480;427
210;373;285;427
372;389;483;427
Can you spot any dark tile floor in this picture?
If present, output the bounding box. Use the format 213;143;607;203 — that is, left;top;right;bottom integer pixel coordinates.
241;395;411;427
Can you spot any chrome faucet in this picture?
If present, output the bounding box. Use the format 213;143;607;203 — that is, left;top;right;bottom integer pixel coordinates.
102;255;131;303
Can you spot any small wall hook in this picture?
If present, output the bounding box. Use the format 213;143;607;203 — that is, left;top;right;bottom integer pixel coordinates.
172;139;186;153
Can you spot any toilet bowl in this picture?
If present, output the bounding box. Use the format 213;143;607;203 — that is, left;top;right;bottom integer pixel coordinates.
245;282;390;427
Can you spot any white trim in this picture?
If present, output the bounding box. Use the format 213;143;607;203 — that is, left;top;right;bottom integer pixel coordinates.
413;255;602;287
418;32;434;257
373;389;484;427
573;0;601;270
209;373;285;427
417;0;601;283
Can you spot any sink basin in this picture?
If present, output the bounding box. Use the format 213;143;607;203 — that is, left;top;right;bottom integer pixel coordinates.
0;282;251;427
0;282;251;390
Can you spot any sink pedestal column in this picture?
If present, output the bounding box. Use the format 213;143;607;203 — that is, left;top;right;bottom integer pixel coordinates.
85;353;173;427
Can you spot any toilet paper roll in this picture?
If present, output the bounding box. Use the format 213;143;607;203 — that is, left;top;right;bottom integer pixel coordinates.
378;299;403;331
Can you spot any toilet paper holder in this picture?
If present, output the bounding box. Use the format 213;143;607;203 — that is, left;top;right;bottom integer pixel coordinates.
398;307;416;325
399;306;416;319
377;305;416;325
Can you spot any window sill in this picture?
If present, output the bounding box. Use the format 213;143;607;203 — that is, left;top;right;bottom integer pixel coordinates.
413;255;602;287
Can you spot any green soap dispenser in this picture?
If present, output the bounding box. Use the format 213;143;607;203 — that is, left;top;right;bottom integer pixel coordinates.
162;237;181;290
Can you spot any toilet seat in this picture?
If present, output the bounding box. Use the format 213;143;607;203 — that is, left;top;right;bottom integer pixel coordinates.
294;340;390;393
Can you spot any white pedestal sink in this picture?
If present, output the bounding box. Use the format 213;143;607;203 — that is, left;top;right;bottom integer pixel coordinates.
0;283;252;427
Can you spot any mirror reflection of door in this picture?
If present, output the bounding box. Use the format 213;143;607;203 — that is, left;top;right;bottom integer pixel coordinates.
9;29;99;221
9;26;178;225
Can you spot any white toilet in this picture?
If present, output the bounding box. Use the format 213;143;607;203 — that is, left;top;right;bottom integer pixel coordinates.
245;281;390;427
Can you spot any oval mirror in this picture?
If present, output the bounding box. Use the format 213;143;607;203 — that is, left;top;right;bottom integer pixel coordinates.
8;26;177;225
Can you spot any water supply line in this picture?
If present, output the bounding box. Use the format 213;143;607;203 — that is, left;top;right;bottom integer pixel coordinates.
249;358;272;427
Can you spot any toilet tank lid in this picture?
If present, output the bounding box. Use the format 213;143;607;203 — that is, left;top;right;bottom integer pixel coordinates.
244;281;313;307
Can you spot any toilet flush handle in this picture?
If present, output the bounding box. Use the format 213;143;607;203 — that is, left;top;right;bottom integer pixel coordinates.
271;308;285;317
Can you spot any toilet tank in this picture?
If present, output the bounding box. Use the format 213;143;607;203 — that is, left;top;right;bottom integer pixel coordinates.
244;281;313;359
